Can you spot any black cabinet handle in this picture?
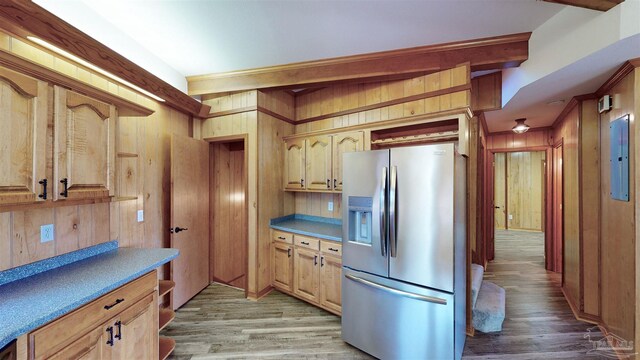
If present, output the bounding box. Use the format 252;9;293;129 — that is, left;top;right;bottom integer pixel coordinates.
104;298;124;310
328;247;339;252
301;241;309;245
170;227;188;233
59;178;68;197
321;256;325;267
301;178;304;187
334;179;337;189
38;179;47;200
277;236;286;240
314;255;318;266
106;326;114;346
114;321;122;340
287;248;291;258
326;179;330;189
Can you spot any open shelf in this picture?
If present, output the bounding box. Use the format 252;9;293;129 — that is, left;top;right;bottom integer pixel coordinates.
370;119;459;149
159;308;176;331
158;280;175;298
159;337;176;360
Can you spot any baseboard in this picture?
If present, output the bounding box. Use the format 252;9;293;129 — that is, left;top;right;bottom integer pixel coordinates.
598;324;636;360
466;325;475;337
561;286;600;325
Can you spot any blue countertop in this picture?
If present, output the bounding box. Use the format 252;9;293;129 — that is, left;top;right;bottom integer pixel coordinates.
270;214;342;242
0;241;178;348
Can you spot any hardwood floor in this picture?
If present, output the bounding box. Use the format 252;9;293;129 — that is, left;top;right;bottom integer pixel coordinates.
463;229;606;359
164;229;604;359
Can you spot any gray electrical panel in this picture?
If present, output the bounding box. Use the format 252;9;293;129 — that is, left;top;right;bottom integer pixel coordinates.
609;114;629;201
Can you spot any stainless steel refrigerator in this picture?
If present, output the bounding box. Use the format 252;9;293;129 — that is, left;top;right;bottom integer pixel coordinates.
341;143;466;360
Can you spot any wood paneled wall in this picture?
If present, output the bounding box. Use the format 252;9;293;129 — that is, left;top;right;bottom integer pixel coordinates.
506;151;545;231
0;32;192;278
486;129;551;150
201;90;294;298
494;153;507;229
598;70;636;344
294;64;470;133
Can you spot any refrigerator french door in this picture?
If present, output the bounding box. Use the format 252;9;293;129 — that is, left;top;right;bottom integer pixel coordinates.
341;143;466;360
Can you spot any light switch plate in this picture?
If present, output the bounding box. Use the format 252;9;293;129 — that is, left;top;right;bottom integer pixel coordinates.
137;210;144;222
508;214;513;220
328;201;334;212
40;224;54;243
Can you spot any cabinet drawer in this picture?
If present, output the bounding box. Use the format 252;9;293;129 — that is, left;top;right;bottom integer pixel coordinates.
321;241;342;256
30;271;157;360
294;235;320;250
272;230;293;244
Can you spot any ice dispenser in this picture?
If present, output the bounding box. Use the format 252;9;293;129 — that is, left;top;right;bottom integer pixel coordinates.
348;196;373;245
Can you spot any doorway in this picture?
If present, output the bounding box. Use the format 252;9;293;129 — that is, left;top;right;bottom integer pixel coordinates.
492;151;548;267
209;140;248;291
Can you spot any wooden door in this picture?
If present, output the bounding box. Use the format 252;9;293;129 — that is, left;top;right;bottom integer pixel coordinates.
0;66;48;205
486;151;495;261
493;153;506;229
272;242;293;292
171;134;210;309
320;255;342;314
210;141;247;289
54;86;116;201
553;142;563;274
48;326;105;360
293;247;319;303
284;138;305;189
306;135;332;190
117;294;157;360
332;131;364;191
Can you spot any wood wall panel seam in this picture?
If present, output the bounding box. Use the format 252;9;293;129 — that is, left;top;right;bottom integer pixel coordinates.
296;84;471;124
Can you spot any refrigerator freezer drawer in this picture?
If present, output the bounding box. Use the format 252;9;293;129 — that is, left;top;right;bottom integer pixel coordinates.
342;268;456;360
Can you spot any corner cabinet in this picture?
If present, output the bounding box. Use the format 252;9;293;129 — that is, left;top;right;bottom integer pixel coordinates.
0;66;48;206
283;131;363;192
54;86;116;201
271;230;342;315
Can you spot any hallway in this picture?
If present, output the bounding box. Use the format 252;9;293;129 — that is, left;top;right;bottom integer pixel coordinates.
463;230;606;359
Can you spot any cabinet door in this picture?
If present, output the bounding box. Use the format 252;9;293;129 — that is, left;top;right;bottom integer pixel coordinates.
320;255;342;314
293;247;320;303
54;86;116;201
48;326;106;360
306;135;332;190
332;131;364;191
0;66;48;205
284;139;306;189
116;294;158;360
272;242;293;292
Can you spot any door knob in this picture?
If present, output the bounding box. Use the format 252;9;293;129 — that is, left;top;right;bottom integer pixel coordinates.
170;227;188;234
494;206;500;209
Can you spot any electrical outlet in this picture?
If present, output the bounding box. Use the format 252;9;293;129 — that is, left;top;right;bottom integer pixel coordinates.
137;210;144;222
508;214;513;220
328;201;334;212
40;224;54;243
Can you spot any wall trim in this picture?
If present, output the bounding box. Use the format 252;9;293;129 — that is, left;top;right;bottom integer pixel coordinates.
595;58;640;97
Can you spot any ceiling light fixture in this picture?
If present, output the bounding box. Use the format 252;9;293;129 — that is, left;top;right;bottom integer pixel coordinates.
27;36;166;102
512;118;530;134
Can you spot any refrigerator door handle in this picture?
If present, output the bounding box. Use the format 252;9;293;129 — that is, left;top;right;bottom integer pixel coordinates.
379;166;388;257
345;274;447;305
389;165;398;258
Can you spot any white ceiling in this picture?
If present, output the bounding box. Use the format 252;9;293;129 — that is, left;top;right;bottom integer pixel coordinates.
33;0;639;132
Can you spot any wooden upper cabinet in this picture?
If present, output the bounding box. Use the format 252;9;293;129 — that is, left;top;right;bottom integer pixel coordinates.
284;138;306;190
305;135;332;190
0;66;48;205
332;131;364;191
54;86;116;201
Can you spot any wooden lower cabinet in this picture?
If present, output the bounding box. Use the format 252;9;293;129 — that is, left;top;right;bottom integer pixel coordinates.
272;230;342;315
29;272;158;360
293;247;320;303
320;255;342;314
272;242;294;292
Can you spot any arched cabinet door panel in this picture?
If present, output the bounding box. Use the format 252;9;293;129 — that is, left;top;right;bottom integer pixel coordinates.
0;66;48;205
54;86;116;201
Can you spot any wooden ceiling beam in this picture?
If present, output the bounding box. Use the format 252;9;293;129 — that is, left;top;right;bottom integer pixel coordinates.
0;0;210;117
187;32;531;96
542;0;624;11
